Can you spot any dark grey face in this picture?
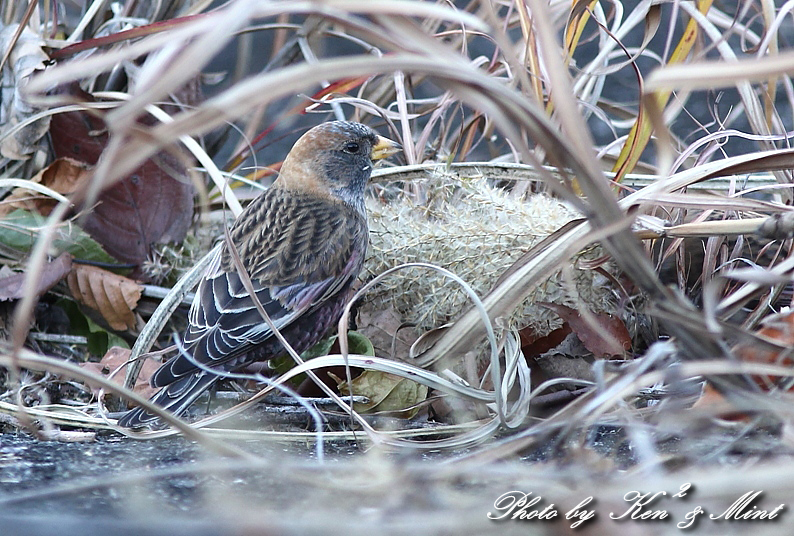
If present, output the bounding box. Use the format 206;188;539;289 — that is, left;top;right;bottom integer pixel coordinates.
322;122;380;201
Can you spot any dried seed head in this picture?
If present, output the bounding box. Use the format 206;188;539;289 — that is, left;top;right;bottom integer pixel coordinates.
362;172;617;335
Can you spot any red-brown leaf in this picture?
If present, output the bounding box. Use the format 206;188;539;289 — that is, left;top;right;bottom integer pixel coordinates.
519;323;573;358
539;303;631;358
48;84;194;273
0;252;72;301
80;346;159;399
732;311;794;391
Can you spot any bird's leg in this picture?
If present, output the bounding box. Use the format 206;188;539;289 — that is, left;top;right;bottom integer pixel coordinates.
203;379;219;415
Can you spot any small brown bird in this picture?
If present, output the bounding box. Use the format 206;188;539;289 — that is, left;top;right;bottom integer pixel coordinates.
118;121;400;428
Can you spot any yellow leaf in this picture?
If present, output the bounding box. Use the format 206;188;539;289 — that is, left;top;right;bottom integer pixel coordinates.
611;0;713;181
335;370;428;419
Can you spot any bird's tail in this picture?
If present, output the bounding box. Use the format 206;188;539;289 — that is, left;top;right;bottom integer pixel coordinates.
117;372;219;429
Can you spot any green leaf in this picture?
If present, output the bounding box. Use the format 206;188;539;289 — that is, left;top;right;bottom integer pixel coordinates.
300;335;338;360
340;330;375;357
58;298;129;358
0;209;116;264
269;331;375;385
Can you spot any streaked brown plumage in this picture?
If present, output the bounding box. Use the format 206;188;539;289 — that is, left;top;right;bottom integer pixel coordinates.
118;121;400;428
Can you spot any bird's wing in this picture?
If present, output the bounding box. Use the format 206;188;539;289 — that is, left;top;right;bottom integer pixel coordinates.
151;188;366;387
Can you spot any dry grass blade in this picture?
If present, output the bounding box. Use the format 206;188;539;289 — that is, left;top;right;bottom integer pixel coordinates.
4;1;794;509
0;346;256;459
645;49;794;93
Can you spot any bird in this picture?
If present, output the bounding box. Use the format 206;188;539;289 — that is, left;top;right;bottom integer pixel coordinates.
118;121;401;428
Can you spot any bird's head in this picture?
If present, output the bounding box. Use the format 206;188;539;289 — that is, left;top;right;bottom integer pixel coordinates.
277;121;401;209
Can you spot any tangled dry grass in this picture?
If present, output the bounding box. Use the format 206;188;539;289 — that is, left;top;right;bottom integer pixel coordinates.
1;0;794;532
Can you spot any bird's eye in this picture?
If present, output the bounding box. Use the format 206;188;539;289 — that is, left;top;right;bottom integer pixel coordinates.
342;142;360;154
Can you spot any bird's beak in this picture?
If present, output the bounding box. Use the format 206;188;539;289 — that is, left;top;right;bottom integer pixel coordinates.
371;136;402;161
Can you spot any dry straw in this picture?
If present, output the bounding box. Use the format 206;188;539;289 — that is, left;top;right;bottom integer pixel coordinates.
0;0;794;486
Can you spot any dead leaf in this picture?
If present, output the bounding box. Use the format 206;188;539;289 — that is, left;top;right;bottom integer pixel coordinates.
539;303;631;358
66;264;142;331
0;158;91;217
520;324;596;387
333;370;428;419
0;252;72;301
75;151;194;272
49;84;195;274
80;346;159;399
732;311;794;391
357;307;421;359
0;24;50;159
531;349;596;385
519;323;573;358
695;311;794;418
